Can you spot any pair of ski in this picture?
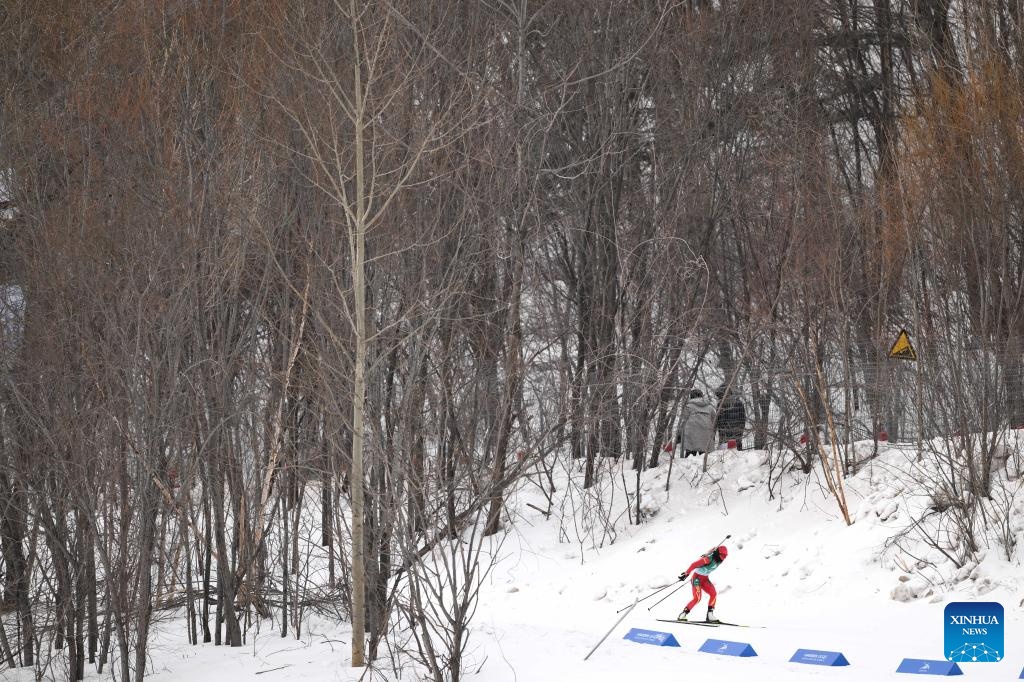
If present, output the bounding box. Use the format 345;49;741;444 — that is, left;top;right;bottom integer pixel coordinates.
656;619;761;629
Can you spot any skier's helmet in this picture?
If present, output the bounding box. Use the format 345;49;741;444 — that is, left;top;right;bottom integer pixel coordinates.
716;546;728;560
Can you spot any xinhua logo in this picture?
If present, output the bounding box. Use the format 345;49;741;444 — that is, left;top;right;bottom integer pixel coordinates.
944;602;1003;663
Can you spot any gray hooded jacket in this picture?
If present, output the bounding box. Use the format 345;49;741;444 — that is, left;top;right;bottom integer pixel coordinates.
676;396;716;453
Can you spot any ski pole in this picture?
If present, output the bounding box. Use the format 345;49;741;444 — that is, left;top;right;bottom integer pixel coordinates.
709;534;731;553
646;581;688;611
585;598;636;661
616;582;673;613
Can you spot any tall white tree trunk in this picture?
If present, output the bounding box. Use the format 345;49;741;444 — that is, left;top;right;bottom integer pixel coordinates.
350;0;367;665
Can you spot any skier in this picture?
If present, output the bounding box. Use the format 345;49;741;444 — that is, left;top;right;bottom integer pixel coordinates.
676;545;728;622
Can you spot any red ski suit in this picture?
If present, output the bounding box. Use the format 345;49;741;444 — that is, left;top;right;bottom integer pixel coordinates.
683;555;720;611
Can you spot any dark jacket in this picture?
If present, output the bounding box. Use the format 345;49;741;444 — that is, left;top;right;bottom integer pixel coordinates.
716;393;746;438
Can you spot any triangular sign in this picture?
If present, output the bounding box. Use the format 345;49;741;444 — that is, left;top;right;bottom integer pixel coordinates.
622;628;680;647
889;329;917;361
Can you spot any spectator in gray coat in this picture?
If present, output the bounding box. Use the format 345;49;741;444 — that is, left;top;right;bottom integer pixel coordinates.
673;389;716;458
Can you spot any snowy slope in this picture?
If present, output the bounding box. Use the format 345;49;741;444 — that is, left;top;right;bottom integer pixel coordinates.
10;442;1022;681
469;445;1024;682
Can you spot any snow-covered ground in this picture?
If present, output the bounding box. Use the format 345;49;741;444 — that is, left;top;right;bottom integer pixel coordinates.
464;445;1024;682
13;442;1023;681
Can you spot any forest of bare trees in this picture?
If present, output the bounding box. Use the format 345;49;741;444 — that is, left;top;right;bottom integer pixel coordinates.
1;1;1023;680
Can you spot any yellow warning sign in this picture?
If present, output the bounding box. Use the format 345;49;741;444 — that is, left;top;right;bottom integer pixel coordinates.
888;329;917;361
